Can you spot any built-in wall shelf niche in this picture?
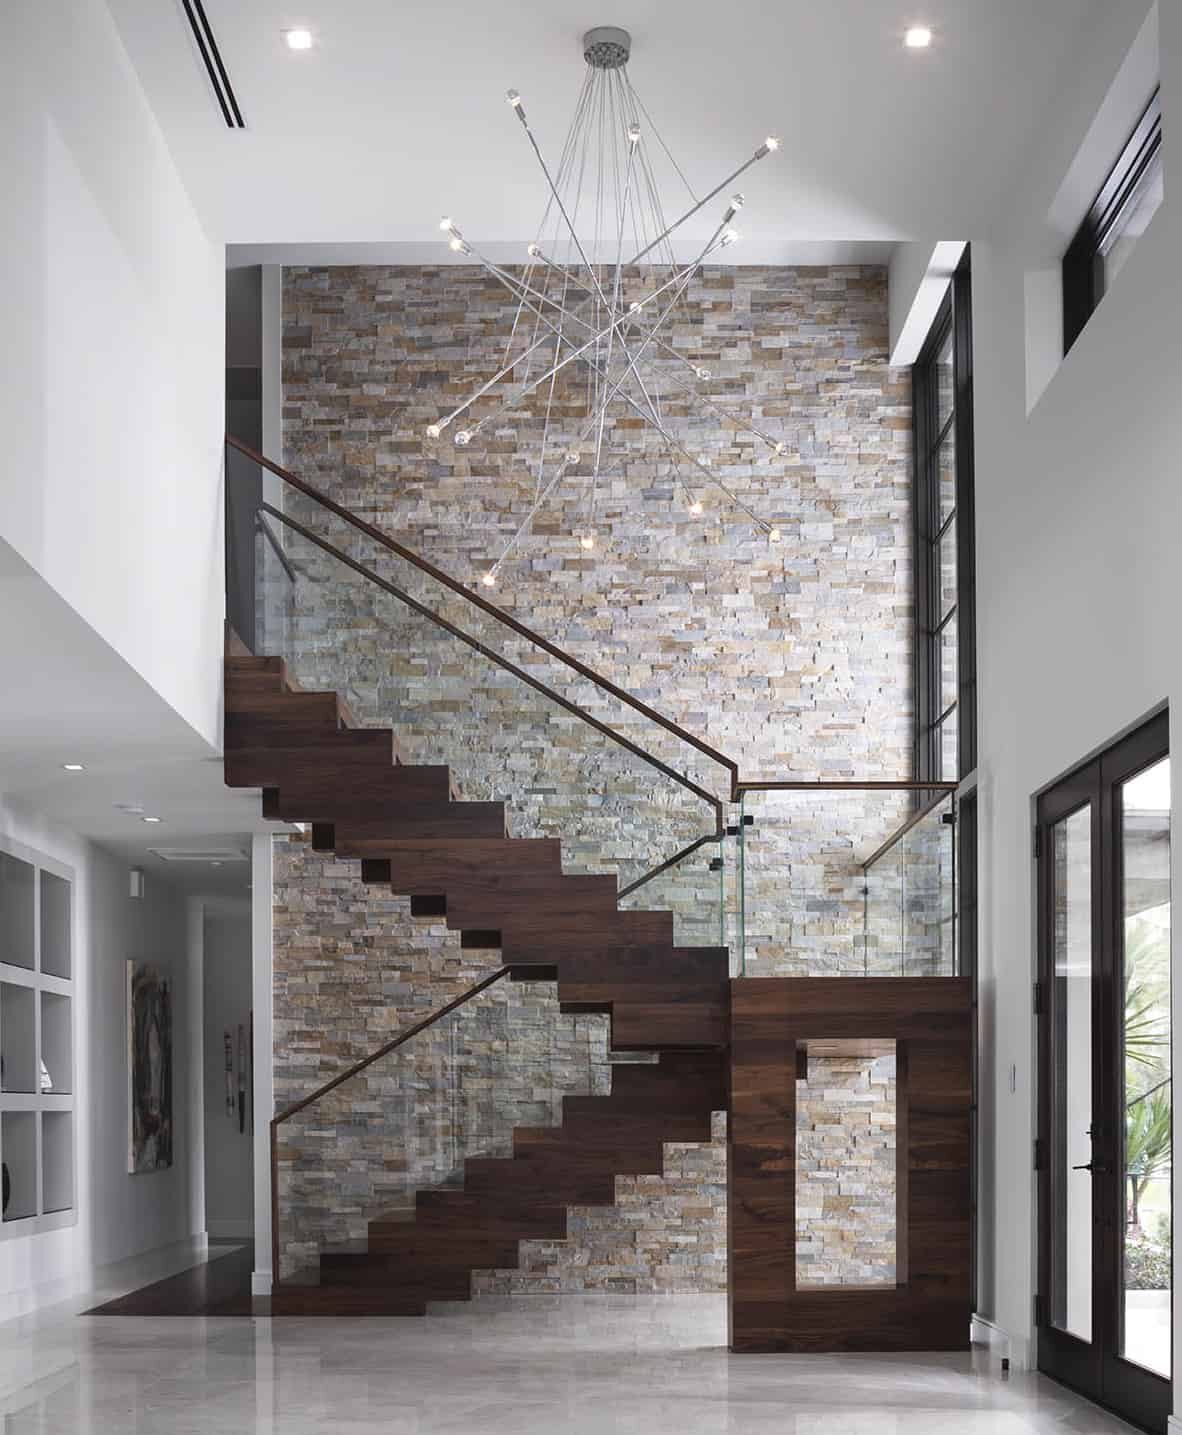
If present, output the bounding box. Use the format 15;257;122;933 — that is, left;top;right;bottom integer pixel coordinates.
0;837;76;1237
41;1112;73;1214
2;1112;36;1221
40;872;71;980
1;984;36;1092
41;993;71;1094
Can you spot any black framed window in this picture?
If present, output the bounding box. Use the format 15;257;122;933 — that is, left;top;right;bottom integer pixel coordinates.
1063;87;1162;355
913;249;976;785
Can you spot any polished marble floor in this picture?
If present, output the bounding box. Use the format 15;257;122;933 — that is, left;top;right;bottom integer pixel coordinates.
0;1244;1146;1434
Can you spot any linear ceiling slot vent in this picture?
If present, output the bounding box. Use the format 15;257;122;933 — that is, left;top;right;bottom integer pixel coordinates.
149;847;249;864
180;0;245;129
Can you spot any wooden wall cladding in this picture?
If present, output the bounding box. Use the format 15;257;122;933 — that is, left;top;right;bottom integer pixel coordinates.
727;977;973;1352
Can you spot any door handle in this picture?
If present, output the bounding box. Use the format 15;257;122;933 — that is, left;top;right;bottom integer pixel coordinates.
1071;1161;1111;1173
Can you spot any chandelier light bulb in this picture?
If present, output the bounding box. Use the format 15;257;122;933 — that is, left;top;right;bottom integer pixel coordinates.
567;451;580;464
731;193;745;210
689;498;704;515
765;135;780;152
481;571;497;587
579;533;596;551
721;228;740;246
768;527;782;544
696;367;711;381
905;25;933;49
439;216;453;232
506;89;522;107
449;236;471;254
455;430;472;446
426;423;442;439
774;441;787;456
627;123;641;145
628;300;643;313
527;242;542;258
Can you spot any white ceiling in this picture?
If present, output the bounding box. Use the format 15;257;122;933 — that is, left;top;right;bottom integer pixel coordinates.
0;540;282;899
108;0;1106;260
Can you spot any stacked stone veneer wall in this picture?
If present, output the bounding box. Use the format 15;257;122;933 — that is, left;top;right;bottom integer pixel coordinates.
796;1050;897;1285
273;262;915;1291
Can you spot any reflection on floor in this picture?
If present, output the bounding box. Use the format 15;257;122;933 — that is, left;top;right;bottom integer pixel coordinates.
85;1242;256;1318
0;1269;1153;1435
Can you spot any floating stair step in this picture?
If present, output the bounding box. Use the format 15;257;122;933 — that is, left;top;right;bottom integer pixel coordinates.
463;1156;615;1206
262;765;453;821
409;1190;569;1241
225;726;400;788
364;1226;520;1269
499;909;675;961
550;946;729;985
330;801;510;849
353;839;562;891
443;873;619;930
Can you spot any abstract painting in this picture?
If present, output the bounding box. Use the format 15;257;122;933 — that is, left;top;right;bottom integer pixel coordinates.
127;961;172;1173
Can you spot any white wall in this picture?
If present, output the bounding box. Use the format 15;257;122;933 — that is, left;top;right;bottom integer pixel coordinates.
0;1;224;750
202;905;253;1239
956;0;1182;1376
0;796;203;1317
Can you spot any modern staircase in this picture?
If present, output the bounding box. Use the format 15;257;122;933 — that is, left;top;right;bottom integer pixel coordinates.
225;649;728;1314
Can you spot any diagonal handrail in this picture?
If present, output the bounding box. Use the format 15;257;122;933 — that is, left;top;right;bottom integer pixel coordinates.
269;966;513;1284
227;434;737;792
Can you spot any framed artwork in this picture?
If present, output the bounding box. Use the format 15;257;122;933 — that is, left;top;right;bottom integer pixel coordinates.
127;961;172;1173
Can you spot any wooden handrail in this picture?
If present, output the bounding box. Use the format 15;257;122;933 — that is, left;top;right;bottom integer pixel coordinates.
861;788;956;873
735;780;959;794
270;966;513;1284
227;434;737;787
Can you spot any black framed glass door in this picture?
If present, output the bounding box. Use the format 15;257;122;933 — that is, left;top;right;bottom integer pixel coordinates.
1036;711;1171;1432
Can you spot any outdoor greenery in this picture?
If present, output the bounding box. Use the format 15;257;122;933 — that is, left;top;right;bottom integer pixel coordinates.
1123;911;1171;1291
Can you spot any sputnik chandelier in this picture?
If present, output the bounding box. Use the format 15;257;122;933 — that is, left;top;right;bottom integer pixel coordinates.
428;26;784;587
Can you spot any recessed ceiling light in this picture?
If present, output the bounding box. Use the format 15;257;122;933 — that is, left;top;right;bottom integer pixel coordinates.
142;816;163;825
283;28;314;51
62;763;85;772
905;25;933;49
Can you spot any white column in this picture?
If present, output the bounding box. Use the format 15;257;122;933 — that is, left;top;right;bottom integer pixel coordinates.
251;834;274;1295
185;897;206;1240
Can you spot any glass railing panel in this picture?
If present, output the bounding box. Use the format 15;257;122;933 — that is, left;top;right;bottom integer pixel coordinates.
274;972;607;1281
864;840;903;977
736;789;956;977
617;837;726;949
737;790;912;978
897;794;956;976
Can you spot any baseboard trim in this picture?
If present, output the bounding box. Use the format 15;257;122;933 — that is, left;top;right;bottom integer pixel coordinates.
251;1270;273;1296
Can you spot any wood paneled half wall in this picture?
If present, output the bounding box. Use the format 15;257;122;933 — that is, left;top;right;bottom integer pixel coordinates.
728;977;973;1352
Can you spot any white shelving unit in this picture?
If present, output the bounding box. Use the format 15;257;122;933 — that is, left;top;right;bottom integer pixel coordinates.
0;838;75;1235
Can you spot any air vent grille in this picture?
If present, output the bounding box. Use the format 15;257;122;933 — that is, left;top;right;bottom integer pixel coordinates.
180;0;245;129
149;847;248;864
